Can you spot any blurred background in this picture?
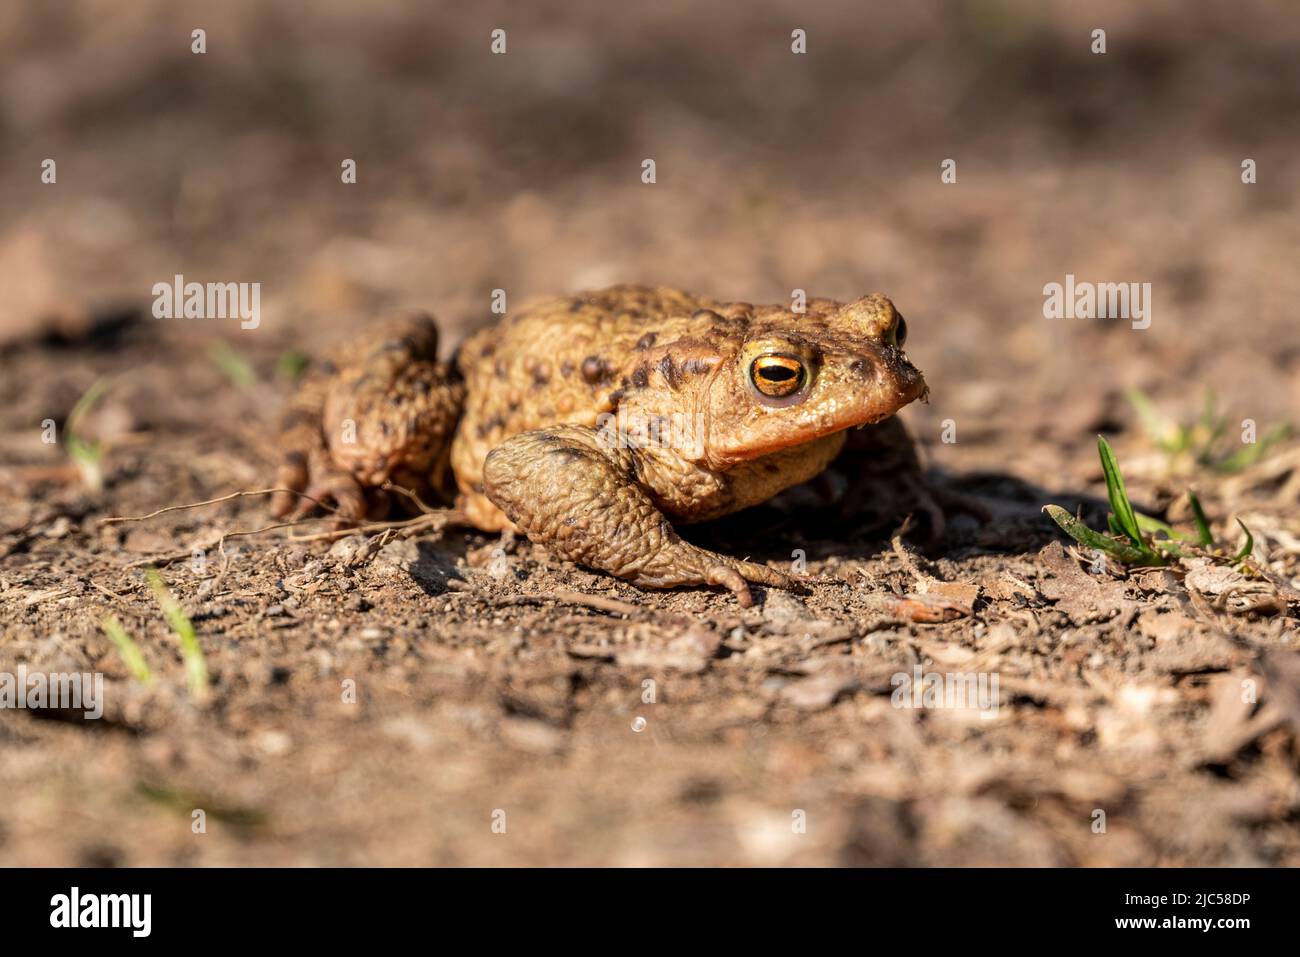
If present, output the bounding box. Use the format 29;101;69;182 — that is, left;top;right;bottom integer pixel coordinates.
3;0;1298;465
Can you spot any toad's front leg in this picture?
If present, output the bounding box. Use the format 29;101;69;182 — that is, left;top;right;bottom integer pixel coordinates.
482;425;795;607
831;416;990;545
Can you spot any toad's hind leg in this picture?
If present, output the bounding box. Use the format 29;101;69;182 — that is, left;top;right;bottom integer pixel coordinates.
481;425;799;607
271;313;465;524
271;367;359;521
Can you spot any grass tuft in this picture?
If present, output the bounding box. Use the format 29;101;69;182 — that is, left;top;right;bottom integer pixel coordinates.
1044;436;1258;570
1128;387;1289;474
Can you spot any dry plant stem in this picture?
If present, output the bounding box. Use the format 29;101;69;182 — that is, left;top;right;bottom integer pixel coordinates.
379;481;439;515
100;487;340;525
287;509;466;544
123;519;320;568
526;590;642;616
102;487;466;568
891;524;941;590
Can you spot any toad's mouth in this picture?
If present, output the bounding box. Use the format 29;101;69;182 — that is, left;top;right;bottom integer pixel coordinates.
830;349;929;431
861;379;930;424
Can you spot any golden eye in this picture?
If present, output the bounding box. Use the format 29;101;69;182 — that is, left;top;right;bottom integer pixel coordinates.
749;355;806;398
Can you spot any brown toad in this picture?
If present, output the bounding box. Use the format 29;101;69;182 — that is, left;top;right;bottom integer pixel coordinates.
273;284;931;605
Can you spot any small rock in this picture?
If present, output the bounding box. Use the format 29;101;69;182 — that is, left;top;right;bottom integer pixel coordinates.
762;590;814;623
1185;560;1269;600
615;625;722;673
373;539;419;574
327;536;366;562
382;716;437;751
669;624;722;660
253;730;292;757
42;516;73;538
499;717;566;754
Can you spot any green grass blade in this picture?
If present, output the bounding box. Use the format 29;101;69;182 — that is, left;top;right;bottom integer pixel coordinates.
145;568;210;702
101;617;153;685
208;341;257;389
1133;512;1188;557
1203;417;1229;453
1233;519;1255;562
64;377;112;493
65;377;112;435
1198;387;1219;432
137;782;268;830
1134;511;1190;542
1187;491;1214;548
1097;436;1143;545
1126;389;1173;450
66;435;105;493
1149;538;1186;558
1216;423;1291;473
1043;505;1156;565
275;349;310;381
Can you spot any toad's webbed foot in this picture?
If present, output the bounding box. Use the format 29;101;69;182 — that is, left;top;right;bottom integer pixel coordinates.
275;450;370;525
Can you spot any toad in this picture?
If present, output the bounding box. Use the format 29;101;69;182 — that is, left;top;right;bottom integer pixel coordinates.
272;285;935;605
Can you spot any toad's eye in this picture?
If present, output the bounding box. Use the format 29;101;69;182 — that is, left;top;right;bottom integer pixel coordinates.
749;355;806;398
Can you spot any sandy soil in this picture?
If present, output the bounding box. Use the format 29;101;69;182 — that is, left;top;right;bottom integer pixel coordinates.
2;0;1299;865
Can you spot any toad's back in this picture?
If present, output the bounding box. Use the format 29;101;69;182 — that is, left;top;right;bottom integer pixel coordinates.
450;285;736;501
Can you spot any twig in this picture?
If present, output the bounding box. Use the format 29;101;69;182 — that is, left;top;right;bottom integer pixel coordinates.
286;509;463;543
123;519;320;568
86;578;136;606
99;487;338;525
889;517;943;591
380;481;438;515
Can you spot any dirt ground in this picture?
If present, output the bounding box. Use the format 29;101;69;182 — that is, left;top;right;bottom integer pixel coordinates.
2;0;1299;866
